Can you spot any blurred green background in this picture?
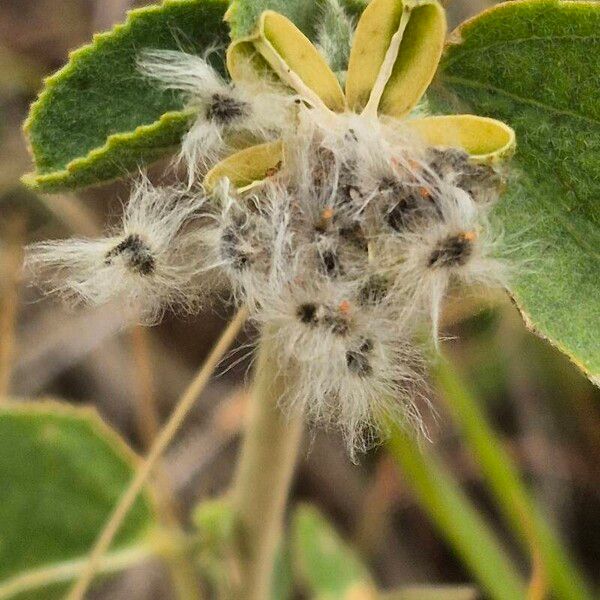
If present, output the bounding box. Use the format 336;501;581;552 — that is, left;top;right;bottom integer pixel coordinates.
0;1;598;598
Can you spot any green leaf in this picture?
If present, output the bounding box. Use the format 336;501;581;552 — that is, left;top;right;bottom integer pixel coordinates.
430;0;600;381
270;542;294;600
227;0;367;41
0;401;156;599
23;0;230;192
193;499;239;599
290;504;376;600
434;357;594;600
386;428;526;600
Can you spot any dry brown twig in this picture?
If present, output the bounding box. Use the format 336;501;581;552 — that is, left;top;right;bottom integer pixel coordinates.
0;214;26;398
67;308;248;600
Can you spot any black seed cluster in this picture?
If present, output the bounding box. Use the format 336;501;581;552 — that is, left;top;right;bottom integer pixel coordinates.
427;147;502;202
386;191;424;232
297;302;319;325
428;233;474;268
339;222;368;252
220;226;250;270
206;93;249;124
296;302;350;336
320;249;342;277
346;339;374;377
105;234;155;275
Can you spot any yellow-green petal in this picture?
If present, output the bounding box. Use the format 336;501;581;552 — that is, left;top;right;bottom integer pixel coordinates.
227;11;346;112
346;0;446;117
407;114;516;163
226;39;275;84
204;140;283;191
379;2;446;117
346;0;407;112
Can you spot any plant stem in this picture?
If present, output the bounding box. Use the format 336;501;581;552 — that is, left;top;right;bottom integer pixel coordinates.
0;544;152;599
433;357;593;600
67;308;248;600
231;336;303;600
0;214;26;398
129;325;201;600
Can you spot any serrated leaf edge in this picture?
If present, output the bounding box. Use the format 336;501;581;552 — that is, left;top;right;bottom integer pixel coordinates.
439;0;600;383
22;108;195;191
22;0;223;189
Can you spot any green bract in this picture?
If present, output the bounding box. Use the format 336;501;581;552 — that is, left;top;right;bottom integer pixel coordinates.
22;0;229;192
226;0;368;40
431;0;600;382
291;504;376;599
0;402;156;599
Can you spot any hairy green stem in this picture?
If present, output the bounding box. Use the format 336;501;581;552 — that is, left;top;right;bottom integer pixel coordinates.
231;337;303;600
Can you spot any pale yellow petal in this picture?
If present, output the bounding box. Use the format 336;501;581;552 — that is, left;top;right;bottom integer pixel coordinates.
346;0;406;113
226;39;275;84
346;0;446;117
379;3;446;117
226;11;345;113
407;114;516;162
204;141;284;191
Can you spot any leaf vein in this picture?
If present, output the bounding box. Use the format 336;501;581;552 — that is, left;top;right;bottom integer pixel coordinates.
438;75;600;127
443;33;600;69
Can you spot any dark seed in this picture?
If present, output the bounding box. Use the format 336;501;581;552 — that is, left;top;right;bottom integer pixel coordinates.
346;350;373;377
428;233;474;268
297;303;319;325
427;147;470;179
427;147;502;202
458;164;503;202
323;314;350;336
320;249;342;277
206;93;249;124
220;226;250;270
360;338;374;354
379;175;403;195
345;128;358;142
105;233;155;276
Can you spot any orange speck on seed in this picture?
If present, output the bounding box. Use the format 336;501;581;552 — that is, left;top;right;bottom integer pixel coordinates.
339;300;351;314
418;186;431;199
322;207;334;220
463;231;477;241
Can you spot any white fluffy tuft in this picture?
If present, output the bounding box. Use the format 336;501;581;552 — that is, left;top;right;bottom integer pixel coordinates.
26;176;211;324
30;50;516;454
139;49;296;186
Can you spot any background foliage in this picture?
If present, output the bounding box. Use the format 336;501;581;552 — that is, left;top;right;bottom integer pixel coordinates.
0;0;598;598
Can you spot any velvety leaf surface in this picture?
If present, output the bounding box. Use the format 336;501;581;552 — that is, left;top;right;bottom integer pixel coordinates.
0;402;156;599
430;0;600;381
23;0;229;192
291;504;376;599
227;0;367;40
